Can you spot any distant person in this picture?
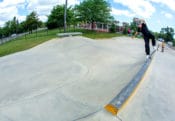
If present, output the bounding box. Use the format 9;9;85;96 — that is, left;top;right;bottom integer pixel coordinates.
127;28;131;36
161;40;165;52
133;19;156;59
157;39;165;52
157;40;162;51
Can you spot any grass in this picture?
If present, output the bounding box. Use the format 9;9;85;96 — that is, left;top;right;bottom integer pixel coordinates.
0;28;122;57
80;29;122;39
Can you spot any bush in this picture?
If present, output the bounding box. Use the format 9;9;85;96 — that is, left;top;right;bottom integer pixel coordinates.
123;27;128;35
173;40;175;46
109;24;116;33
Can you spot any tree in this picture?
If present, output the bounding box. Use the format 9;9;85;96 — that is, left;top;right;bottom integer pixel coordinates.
46;5;74;29
3;21;11;37
26;11;40;33
18;21;27;33
75;0;112;29
109;23;116;33
160;27;174;42
0;27;3;38
129;21;137;35
0;17;19;37
9;16;20;34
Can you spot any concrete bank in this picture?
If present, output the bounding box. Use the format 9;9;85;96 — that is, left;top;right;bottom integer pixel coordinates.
0;36;145;121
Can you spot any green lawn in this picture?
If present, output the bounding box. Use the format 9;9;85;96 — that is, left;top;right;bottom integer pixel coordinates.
0;28;122;57
81;29;123;39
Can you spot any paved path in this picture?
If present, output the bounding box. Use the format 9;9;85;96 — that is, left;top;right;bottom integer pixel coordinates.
0;36;145;121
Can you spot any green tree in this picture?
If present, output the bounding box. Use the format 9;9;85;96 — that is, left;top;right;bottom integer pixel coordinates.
0;18;18;37
26;11;40;33
109;23;116;33
160;27;174;42
0;27;3;38
10;16;20;34
46;5;74;29
18;21;27;33
75;0;112;29
129;21;137;34
3;21;11;37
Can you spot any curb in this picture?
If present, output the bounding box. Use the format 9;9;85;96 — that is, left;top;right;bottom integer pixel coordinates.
105;50;156;115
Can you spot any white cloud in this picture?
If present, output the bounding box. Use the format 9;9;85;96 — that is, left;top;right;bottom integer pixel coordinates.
0;0;80;26
149;0;175;11
0;6;18;26
38;15;48;22
17;15;26;22
113;0;156;18
157;20;161;24
0;0;25;8
111;8;135;17
26;0;80;22
27;0;80;13
0;0;25;26
165;13;173;19
161;11;173;19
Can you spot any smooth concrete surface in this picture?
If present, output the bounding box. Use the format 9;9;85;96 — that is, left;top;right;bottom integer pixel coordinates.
0;36;145;121
116;46;175;121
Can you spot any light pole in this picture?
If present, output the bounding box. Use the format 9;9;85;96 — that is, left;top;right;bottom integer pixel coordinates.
64;0;68;33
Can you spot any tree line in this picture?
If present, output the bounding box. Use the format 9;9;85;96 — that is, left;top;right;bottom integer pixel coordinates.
0;0;113;38
0;11;43;38
0;0;174;44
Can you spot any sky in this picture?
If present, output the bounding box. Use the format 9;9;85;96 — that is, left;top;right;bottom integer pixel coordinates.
0;0;175;32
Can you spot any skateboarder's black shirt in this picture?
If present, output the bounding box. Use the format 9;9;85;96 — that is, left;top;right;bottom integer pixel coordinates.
138;23;150;37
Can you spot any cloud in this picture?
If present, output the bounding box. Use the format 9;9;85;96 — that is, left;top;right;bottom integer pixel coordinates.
26;0;80;23
149;0;175;11
164;13;173;19
161;11;173;19
0;0;80;26
111;7;135;17
0;0;25;8
0;0;25;26
165;13;173;19
0;6;18;26
113;0;156;18
27;0;80;16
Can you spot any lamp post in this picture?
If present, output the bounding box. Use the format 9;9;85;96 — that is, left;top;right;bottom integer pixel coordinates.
64;0;68;33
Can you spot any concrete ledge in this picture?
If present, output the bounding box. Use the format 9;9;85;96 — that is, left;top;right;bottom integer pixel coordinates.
57;32;82;37
105;50;156;115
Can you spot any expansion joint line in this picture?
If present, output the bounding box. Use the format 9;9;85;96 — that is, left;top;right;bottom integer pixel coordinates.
116;115;123;121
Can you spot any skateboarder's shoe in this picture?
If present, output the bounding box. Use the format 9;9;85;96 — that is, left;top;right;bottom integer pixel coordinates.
153;46;157;51
146;55;151;59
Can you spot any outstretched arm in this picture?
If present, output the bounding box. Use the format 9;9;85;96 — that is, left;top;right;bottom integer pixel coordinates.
132;31;138;38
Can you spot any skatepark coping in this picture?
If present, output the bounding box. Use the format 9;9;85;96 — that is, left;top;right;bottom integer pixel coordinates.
105;50;156;115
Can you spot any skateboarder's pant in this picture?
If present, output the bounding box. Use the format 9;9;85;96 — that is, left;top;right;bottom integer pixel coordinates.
144;33;156;55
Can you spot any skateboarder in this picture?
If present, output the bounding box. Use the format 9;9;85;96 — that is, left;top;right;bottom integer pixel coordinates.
133;19;156;59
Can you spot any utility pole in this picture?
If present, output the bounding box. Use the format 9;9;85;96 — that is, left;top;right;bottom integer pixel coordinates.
64;0;68;33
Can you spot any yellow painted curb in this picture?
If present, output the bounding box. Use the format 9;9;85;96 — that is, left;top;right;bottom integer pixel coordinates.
118;61;152;113
105;56;155;116
104;104;119;115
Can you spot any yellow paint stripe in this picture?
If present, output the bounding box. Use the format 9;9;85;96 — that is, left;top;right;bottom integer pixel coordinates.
104;104;119;115
105;59;154;115
118;60;153;113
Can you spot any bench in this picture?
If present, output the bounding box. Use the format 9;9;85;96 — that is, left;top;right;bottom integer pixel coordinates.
57;32;82;37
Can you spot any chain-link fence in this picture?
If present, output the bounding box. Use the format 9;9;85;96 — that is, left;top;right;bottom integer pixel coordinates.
0;28;48;45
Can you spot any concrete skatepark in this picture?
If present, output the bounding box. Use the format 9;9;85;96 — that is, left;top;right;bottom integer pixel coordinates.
0;36;175;121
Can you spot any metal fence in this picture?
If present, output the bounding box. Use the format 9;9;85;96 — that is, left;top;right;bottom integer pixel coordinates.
0;28;47;45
